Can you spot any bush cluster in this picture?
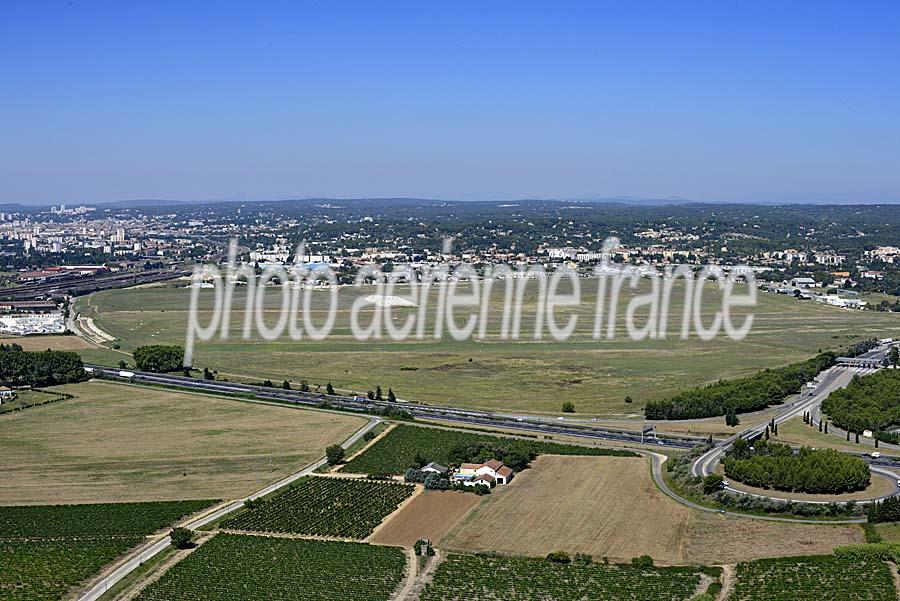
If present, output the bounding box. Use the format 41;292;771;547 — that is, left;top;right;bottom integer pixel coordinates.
723;440;870;494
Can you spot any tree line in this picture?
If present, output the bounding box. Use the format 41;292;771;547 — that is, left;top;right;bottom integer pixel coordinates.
0;349;86;387
645;352;836;420
868;496;900;524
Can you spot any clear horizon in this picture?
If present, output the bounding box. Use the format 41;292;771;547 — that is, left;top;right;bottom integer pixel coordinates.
2;1;899;205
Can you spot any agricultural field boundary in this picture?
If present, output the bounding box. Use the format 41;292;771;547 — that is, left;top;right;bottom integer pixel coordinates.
78;418;380;601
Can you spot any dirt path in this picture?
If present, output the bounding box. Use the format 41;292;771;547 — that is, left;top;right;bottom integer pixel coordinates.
693;573;715;599
401;549;444;600
392;548;418;600
888;561;900;600
717;564;735;601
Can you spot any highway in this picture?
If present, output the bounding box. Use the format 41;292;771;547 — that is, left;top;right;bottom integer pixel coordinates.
646;451;866;524
88;356;900;509
83;364;702;451
691;342;900;504
74;353;900;597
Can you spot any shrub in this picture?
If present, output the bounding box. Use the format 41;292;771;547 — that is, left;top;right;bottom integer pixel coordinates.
169;527;194;549
546;551;571;564
702;473;724;495
423;472;450;490
325;445;345;465
631;555;654;569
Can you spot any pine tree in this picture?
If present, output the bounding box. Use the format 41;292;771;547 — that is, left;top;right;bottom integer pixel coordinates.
326;382;335;395
387;388;396;402
764;426;770;440
376;385;383;401
824;421;828;434
725;407;740;428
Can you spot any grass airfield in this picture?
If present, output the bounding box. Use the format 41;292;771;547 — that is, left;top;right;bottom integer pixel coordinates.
75;280;898;415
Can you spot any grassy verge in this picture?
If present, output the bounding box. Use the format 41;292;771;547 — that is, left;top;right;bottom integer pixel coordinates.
95;544;178;601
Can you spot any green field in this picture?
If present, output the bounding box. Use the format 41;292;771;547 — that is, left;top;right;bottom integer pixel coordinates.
422;553;703;601
731;555;897;600
0;501;215;601
1;537;141;601
136;533;406;601
340;424;637;475
75;281;899;415
221;476;413;539
0;500;216;538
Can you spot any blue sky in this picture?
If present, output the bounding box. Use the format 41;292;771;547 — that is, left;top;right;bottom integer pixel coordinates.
2;1;899;205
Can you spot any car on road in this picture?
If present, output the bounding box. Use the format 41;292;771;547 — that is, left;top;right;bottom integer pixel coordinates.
871;452;881;458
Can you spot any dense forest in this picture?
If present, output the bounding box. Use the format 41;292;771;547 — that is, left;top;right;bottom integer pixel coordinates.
644;352;836;420
723;439;870;494
822;369;900;434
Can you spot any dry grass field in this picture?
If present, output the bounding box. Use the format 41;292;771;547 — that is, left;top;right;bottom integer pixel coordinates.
0;380;366;505
369;490;480;547
683;515;862;565
0;334;92;351
74;281;900;415
441;455;696;562
440;455;863;564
